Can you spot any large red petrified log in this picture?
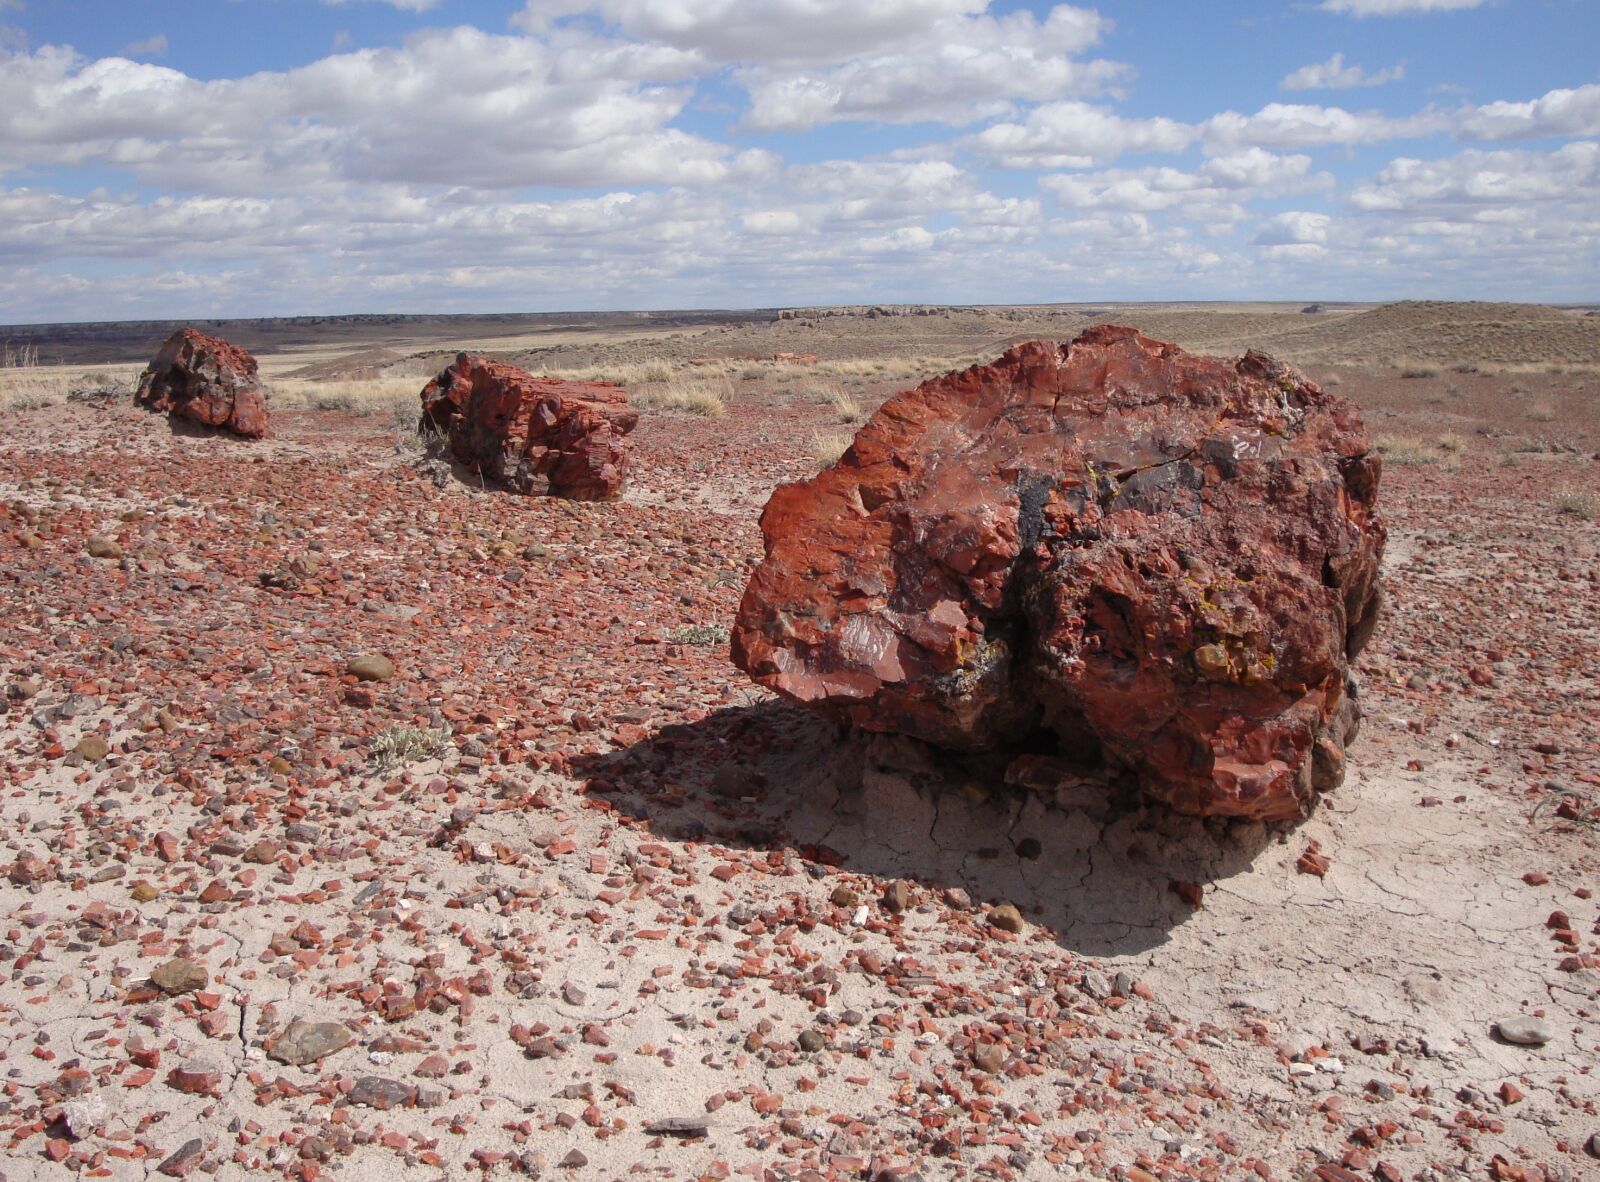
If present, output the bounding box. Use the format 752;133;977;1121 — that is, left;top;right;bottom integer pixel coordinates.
134;329;268;439
420;353;638;501
732;326;1384;821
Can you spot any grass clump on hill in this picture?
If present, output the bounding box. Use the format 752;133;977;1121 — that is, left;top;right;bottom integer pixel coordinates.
1556;489;1596;521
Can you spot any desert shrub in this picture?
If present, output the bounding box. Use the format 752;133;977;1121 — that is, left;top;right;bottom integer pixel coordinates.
1399;365;1439;379
370;724;452;769
1436;433;1465;453
1524;400;1557;422
831;389;864;424
1377;435;1438;465
667;623;730;646
1556;490;1596;521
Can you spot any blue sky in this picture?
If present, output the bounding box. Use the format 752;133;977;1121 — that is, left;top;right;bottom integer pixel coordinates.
0;0;1596;320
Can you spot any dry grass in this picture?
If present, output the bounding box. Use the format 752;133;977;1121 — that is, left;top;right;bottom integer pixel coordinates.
633;375;729;417
543;359;676;386
0;365;139;411
269;375;420;415
1378;434;1442;465
1524;399;1557;423
811;430;854;467
1436;432;1466;453
1556;489;1596;521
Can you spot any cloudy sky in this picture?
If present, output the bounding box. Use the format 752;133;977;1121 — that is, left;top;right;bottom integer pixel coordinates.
0;0;1596;321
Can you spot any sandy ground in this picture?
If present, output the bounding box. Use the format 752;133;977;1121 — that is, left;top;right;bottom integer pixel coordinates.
0;305;1597;1182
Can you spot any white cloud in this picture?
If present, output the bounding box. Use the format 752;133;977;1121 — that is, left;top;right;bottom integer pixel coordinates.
1203;102;1446;150
515;3;1123;130
1255;210;1331;246
1320;0;1485;14
1348;140;1600;212
119;34;169;58
1282;53;1403;91
969;102;1194;169
1457;83;1600;141
1042;150;1327;222
515;0;990;66
323;0;441;12
0;30;754;191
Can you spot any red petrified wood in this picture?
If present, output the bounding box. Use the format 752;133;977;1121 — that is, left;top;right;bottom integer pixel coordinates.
134;329;269;438
420;354;638;501
732;325;1385;821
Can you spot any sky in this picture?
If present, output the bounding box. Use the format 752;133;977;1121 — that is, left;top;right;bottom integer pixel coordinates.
0;0;1596;322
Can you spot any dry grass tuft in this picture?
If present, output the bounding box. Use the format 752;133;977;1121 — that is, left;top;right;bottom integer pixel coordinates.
1524;399;1557;423
1378;435;1440;466
1556;489;1596;521
633;375;729;417
810;430;854;467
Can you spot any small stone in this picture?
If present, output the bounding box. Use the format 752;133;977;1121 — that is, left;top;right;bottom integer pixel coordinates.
157;1138;205;1178
561;982;587;1006
1493;1017;1552;1046
347;1076;415;1109
61;1095;107;1138
971;1043;1005;1073
797;1029;828;1053
7;851;54;885
830;884;859;908
1081;971;1113;1001
644;1116;709;1137
268;1019;355;1066
150;956;208;995
987;902;1025;933
269;755;292;775
86;535;122;559
74;735;111;762
881;881;913;913
7;677;41;700
559;1149;589;1169
130;881;159;902
347;654;395;682
943;886;971;908
167;1059;223;1096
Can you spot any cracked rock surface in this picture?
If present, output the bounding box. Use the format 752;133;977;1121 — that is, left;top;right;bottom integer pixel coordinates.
421;353;638;501
734;326;1385;820
134;329;269;440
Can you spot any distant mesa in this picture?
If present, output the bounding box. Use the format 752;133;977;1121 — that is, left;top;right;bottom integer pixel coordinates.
420;353;638;501
134;328;269;439
732;325;1385;823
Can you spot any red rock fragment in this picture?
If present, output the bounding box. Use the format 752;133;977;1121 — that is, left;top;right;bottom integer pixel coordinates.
134;329;268;438
1297;841;1332;877
167;1060;223;1096
7;851;54;885
420;353;637;500
733;327;1383;821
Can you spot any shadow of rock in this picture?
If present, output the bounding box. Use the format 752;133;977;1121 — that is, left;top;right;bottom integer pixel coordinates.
575;699;1283;958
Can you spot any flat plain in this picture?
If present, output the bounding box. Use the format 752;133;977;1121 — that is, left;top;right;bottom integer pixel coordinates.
0;300;1596;1182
